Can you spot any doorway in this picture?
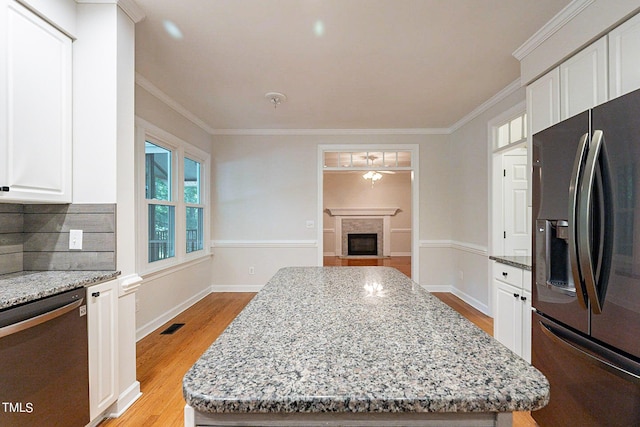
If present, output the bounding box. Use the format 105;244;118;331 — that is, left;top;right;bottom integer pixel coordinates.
317;145;419;281
489;105;531;256
493;146;530;255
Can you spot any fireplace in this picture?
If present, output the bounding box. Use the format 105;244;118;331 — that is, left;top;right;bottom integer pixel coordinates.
347;233;378;256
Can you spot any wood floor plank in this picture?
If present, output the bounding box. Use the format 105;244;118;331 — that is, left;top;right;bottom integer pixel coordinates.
100;264;537;427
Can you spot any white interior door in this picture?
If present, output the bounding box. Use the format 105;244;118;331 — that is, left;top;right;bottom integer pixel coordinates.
502;149;530;256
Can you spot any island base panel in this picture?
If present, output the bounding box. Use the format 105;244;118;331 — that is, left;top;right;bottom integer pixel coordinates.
185;405;513;427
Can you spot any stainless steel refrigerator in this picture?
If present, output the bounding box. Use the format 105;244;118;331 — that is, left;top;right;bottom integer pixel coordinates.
532;88;640;426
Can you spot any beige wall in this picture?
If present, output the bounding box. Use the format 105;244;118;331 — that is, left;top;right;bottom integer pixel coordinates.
323;171;412;256
134;84;214;338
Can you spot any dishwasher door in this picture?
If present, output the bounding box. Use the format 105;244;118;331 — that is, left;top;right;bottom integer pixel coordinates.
0;287;89;427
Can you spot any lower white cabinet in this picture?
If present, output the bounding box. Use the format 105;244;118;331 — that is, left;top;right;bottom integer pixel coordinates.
493;263;531;362
87;279;118;421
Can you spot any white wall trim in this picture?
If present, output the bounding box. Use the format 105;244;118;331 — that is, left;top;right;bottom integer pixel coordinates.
449;79;522;132
75;0;146;23
135;73;216;135
512;0;595;60
211;240;318;248
391;228;412;233
211;284;263;292
135;286;211;341
451;287;490;316
421;284;454;293
136;74;523;136
419;240;488;256
391;252;412;257
209;128;450;136
106;380;142;418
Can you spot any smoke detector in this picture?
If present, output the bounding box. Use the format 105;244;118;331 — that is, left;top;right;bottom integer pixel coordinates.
265;92;287;108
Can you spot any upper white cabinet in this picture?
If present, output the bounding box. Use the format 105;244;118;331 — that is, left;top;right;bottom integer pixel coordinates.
526;68;560;135
560;37;608;121
609;13;640;99
0;0;72;203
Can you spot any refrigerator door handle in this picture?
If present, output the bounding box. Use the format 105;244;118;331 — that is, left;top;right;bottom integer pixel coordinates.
568;132;590;309
578;130;613;314
539;319;640;384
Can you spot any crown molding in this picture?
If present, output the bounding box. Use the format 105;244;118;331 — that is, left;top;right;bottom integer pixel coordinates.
75;0;146;23
448;78;522;133
136;74;520;137
209;127;450;136
512;0;594;61
135;73;217;135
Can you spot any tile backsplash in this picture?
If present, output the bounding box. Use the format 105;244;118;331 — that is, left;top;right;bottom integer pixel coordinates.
0;203;116;275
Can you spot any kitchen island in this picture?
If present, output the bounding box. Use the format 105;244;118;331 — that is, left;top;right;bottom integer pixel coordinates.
183;267;549;426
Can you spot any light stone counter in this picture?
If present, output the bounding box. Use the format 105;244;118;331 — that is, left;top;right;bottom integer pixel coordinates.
0;270;120;310
183;267;549;426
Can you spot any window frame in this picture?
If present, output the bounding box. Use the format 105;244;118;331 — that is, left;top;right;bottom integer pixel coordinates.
136;118;211;274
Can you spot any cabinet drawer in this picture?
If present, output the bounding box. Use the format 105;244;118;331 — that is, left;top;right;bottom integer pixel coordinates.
493;263;523;288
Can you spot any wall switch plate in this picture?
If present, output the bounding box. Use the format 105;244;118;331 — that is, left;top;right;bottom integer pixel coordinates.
69;229;83;250
249;266;255;275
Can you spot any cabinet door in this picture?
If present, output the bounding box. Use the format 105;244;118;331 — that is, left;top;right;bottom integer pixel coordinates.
0;1;72;203
88;280;118;420
609;13;640;99
560;36;608;120
527;68;560;135
494;280;522;355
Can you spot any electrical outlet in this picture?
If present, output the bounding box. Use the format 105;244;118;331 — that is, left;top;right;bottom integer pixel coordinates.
249;266;255;275
306;220;315;229
135;299;140;312
69;229;83;250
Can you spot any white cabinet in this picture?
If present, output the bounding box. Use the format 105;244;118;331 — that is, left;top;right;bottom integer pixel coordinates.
0;0;72;203
609;13;640;99
560;37;608;121
493;262;531;362
87;279;119;421
526;68;560;135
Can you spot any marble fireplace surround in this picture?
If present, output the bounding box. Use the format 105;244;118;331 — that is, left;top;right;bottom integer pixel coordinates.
326;207;400;257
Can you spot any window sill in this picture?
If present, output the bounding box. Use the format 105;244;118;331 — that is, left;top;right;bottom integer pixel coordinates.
141;252;212;281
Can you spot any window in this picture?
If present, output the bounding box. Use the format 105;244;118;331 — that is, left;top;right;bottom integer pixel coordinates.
495;112;527;150
323;150;412;169
184;157;204;253
146;142;175;262
137;119;210;272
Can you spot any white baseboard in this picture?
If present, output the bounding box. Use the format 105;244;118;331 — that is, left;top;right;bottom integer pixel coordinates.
390;252;412;257
89;381;142;426
211;284;263;292
323;252;336;257
421;285;490;317
450;288;490;316
136;287;212;341
108;381;142;418
421;284;454;293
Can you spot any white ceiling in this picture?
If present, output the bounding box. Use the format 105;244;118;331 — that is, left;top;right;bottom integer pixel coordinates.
134;0;571;132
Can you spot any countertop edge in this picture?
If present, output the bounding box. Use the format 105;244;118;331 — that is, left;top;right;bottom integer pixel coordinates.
489;256;532;271
0;270;121;310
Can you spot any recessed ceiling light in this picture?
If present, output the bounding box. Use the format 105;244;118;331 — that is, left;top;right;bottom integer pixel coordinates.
314;20;325;37
163;20;183;40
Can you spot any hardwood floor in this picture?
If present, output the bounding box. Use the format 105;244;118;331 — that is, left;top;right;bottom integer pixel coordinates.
100;263;537;427
323;255;412;278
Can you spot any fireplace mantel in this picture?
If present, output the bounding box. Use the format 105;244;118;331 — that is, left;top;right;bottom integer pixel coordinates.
326;207;399;216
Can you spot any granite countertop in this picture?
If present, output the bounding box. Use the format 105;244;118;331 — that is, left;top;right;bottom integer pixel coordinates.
183;266;549;415
489;256;532;271
0;270;120;310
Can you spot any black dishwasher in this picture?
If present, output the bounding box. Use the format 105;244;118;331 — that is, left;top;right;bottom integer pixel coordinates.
0;287;89;427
